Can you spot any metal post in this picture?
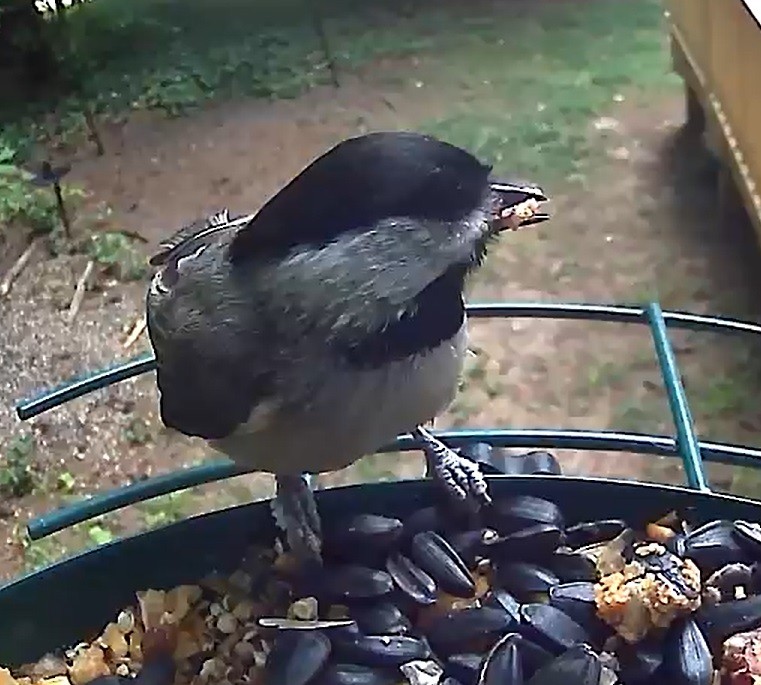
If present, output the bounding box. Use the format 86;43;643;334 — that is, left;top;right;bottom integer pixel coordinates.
645;301;709;490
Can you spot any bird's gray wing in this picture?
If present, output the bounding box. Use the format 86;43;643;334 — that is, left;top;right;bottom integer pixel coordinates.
147;305;278;441
147;235;288;442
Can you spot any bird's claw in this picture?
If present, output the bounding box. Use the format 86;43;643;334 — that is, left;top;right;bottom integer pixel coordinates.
415;425;491;508
272;473;323;563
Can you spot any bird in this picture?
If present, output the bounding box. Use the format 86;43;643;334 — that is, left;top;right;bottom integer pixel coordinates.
145;130;550;564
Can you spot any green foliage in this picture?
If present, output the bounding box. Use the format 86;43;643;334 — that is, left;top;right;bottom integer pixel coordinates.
0;435;38;498
136;71;209;117
88;232;147;281
139;491;195;529
0;141;60;233
123;416;152;446
87;524;115;546
56;471;76;493
15;526;67;572
14;516;117;572
3;0;674;172
57;0;175;76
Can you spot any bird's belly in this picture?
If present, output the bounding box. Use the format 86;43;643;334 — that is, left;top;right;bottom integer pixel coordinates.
210;322;469;475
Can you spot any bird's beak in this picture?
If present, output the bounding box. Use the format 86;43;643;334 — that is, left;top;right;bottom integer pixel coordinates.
488;180;550;232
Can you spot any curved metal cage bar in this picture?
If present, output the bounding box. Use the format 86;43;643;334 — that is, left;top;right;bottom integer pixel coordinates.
16;302;761;422
13;300;761;541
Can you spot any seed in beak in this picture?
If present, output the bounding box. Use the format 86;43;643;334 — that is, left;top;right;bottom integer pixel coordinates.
498;198;543;231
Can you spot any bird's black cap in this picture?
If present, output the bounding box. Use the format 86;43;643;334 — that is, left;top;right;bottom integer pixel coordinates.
229;131;494;261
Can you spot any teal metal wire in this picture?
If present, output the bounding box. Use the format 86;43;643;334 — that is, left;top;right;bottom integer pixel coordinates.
645;302;709;491
25;430;761;540
14;300;761;541
16;302;761;422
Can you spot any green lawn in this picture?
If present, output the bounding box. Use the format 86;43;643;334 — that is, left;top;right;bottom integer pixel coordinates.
4;0;676;182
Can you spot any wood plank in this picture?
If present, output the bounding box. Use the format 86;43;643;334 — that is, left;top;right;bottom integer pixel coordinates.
665;0;761;243
741;0;761;30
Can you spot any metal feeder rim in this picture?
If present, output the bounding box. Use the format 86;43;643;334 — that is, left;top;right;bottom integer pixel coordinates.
11;473;761;593
12;300;761;540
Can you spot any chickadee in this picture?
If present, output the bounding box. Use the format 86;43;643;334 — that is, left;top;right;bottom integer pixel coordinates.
146;131;549;562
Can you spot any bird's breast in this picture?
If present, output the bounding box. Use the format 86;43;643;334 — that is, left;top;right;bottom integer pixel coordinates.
209;320;469;475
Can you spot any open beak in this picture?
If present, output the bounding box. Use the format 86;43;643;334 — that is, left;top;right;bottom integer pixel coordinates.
488;180;550;232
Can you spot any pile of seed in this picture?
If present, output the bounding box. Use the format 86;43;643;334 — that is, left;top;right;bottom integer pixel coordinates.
4;492;761;685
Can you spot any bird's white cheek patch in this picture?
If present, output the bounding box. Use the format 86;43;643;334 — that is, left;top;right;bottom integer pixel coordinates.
149;244;208;296
149;272;169;296
176;244;208;271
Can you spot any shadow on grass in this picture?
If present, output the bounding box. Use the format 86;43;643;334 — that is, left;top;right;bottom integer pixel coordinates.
647;126;761;493
657;126;761;317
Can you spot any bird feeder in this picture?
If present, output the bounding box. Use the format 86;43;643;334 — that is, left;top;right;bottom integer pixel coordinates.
2;301;761;682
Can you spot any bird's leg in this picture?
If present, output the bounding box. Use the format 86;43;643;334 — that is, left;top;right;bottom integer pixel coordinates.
422;417;436;478
414;425;491;508
271;473;323;564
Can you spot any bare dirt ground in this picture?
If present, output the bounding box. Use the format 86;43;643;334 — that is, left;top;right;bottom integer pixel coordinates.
1;59;761;580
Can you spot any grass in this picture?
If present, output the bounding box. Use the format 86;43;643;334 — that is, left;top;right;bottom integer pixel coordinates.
138;490;196;529
410;0;678;182
16;489;199;572
694;375;753;418
123;416;153;446
585;360;628;392
4;0;676;176
16;513;123;572
12;468;272;573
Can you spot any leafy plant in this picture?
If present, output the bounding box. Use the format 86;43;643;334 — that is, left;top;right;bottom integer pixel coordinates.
87;524;115;546
136;71;209;117
0;144;59;233
139;491;194;529
124;416;152;446
14;514;117;572
14;525;67;572
89;231;147;281
56;471;76;493
0;435;39;498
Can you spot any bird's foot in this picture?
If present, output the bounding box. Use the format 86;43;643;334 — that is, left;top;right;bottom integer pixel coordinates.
271;473;323;565
415;425;491;510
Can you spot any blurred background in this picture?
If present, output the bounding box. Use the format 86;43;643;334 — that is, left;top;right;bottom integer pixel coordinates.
1;0;760;580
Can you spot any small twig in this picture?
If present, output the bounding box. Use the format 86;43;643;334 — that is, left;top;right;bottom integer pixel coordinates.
67;260;94;323
123;317;147;350
52;179;72;238
305;0;340;88
29;162;73;241
117;228;149;244
381;96;397;112
1;238;41;298
82;105;105;156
